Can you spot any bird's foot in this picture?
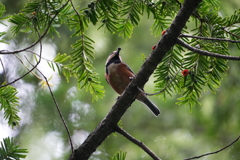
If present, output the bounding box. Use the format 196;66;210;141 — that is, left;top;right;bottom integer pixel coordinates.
129;77;134;81
115;96;121;101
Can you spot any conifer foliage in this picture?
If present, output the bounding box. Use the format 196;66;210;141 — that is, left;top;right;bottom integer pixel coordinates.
0;0;240;159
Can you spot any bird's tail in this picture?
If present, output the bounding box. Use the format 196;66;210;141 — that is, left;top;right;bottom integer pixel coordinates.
142;97;160;116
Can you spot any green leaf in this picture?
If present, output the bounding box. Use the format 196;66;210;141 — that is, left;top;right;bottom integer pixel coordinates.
117;0;143;38
0;84;20;127
0;2;6;18
154;47;183;99
96;0;120;33
46;53;73;82
110;151;127;160
0;137;28;159
70;34;104;101
21;2;42;13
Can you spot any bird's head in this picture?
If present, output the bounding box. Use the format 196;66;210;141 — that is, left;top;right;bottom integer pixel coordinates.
105;47;122;66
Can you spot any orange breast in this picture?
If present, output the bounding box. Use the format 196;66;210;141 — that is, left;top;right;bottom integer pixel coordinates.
106;63;134;95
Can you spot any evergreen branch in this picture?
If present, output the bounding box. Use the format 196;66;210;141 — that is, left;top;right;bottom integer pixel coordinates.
28;50;74;82
176;38;240;60
153;45;183;99
0;84;20;127
0;58;6;82
144;68;181;96
179;34;240;43
14;54;42;80
68;1;104;100
147;1;171;36
114;126;161;160
191;11;206;24
96;0;119;33
0;137;28;159
122;0;141;25
222;19;240;29
0;0;71;88
117;0;141;38
27;50;74;76
175;0;182;8
24;55;74;154
69;35;104;101
69;0;81;27
222;27;240;39
0;23;42;126
184;135;240;160
220;10;240;39
111;151;127;160
0;0;70;55
26;49;53;62
0;27;43;88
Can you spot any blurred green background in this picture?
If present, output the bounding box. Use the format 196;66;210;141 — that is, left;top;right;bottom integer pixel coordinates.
0;0;240;160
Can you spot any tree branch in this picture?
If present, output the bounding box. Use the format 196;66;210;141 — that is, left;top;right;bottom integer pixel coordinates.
0;58;6;82
14;54;42;79
184;135;240;160
179;34;240;43
24;55;74;153
69;0;203;159
176;38;240;60
0;29;43;88
0;0;71;88
222;27;240;39
114;126;161;160
0;0;70;55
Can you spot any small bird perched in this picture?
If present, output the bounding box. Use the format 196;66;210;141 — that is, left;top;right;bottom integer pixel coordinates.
105;47;160;116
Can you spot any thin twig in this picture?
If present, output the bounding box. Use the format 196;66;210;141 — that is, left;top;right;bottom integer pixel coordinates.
222;22;240;39
184;135;240;160
0;58;7;82
0;0;71;88
0;0;71;55
26;49;51;62
176;38;240;60
175;0;182;8
223;28;240;39
114;126;161;160
24;55;74;153
70;0;81;20
69;0;85;35
0;27;43;88
26;50;75;76
191;11;206;23
14;54;42;80
179;34;240;43
26;49;67;70
222;20;240;29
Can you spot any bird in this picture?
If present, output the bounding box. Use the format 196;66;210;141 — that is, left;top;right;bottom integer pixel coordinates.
105;47;160;116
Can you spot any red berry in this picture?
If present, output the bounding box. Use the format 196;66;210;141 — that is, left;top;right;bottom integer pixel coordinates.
182;69;189;76
152;45;156;50
162;30;166;35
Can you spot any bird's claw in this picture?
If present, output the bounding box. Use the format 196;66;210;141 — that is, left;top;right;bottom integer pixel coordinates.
129;77;134;81
115;96;121;101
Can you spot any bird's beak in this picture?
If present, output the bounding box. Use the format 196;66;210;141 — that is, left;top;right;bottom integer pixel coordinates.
116;47;121;55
